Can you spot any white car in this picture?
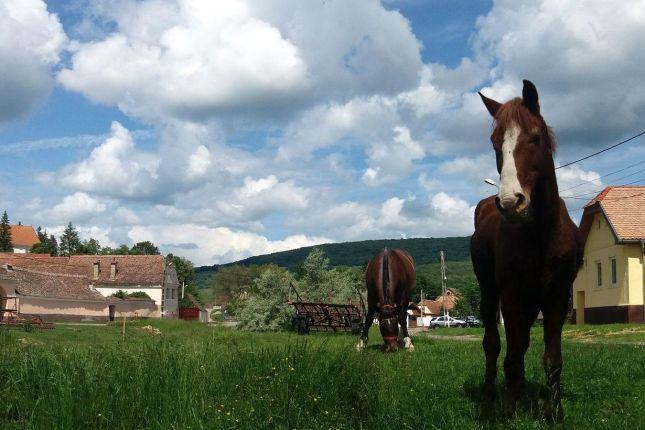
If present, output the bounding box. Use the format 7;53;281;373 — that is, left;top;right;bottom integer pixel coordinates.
429;315;467;328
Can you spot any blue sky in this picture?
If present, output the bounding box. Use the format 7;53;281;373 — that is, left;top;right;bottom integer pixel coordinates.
1;0;644;265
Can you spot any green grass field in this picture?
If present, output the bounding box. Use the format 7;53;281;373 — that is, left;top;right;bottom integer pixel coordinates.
1;321;644;429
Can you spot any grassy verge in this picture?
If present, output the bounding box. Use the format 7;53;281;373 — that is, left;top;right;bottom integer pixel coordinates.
419;324;645;344
1;320;644;429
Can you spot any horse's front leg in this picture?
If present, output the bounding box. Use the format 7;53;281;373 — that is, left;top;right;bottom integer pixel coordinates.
542;287;569;422
501;294;538;416
481;291;500;399
397;306;413;352
356;305;377;352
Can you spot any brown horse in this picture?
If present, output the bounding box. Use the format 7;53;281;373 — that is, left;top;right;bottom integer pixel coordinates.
356;248;416;352
471;80;583;420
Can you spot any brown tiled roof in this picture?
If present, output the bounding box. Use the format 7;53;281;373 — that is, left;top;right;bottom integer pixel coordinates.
0;254;178;299
418;289;457;315
581;186;645;242
67;255;173;286
9;225;39;247
0;266;104;300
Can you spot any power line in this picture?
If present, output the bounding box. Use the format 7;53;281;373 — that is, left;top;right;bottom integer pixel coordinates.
568;189;645;213
555;130;645;170
559;159;645;193
561;169;645;198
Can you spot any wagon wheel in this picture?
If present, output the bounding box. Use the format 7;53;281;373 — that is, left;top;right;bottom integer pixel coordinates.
297;316;310;335
350;317;363;335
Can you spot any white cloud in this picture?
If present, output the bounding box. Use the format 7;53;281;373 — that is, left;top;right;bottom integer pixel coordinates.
217;175;310;222
472;0;645;144
59;122;161;199
0;0;67;123
127;223;331;265
46;192;106;223
300;190;476;241
362;125;425;185
59;0;422;122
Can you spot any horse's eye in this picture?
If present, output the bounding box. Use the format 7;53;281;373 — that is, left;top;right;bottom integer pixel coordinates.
530;135;540;145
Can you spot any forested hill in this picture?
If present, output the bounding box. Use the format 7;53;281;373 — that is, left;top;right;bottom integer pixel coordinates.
196;236;471;273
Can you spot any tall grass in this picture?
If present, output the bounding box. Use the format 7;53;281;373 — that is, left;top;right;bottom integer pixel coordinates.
1;321;643;429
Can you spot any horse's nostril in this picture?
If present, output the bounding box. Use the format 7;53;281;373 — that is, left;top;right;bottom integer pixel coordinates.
515;193;525;209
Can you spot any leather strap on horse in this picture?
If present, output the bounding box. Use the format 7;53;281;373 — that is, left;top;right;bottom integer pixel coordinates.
382;336;398;341
382;248;390;307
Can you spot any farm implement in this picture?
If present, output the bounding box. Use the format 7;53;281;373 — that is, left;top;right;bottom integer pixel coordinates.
288;283;365;335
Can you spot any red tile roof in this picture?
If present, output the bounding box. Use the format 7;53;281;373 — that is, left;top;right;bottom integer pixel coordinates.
0;254;179;299
418;289;457;315
9;225;39;247
581;186;645;242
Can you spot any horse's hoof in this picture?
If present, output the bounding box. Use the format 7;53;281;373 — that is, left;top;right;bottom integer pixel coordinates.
403;337;414;352
356;339;366;352
544;402;564;423
483;382;496;401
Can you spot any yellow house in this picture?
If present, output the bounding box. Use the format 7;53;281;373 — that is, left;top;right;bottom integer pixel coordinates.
573;186;645;324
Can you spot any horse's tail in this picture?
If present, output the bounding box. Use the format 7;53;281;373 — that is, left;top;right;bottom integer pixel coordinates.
382;248;390;305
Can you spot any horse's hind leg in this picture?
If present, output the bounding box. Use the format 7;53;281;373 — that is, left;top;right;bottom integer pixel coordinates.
397;307;413;351
356;305;377;352
481;291;501;399
542;288;569;422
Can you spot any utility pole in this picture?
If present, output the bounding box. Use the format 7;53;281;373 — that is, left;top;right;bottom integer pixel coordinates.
440;251;449;327
181;282;185;299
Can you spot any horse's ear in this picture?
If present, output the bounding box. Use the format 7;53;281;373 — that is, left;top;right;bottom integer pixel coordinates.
478;92;501;117
522;79;540;114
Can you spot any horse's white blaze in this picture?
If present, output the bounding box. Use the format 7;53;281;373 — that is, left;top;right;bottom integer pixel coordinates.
498;124;524;210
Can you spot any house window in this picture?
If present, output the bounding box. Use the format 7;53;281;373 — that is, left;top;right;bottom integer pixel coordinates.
172;289;176;300
611;258;617;285
596;261;602;287
110;263;117;279
93;262;100;279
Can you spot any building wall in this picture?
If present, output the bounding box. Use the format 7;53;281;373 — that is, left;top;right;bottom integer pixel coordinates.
18;296;109;321
111;299;159;318
573;212;645;323
93;285;178;318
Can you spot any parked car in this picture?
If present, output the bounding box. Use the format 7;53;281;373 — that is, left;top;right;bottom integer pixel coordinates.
464;316;481;327
429;315;467;328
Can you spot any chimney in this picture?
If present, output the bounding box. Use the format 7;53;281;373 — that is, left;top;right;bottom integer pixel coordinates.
110;262;117;279
93;262;100;279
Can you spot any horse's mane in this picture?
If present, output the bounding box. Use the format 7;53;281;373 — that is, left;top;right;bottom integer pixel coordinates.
494;98;557;153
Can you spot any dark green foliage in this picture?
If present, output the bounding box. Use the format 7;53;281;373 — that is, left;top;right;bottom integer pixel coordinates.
78;238;101;255
111;290;128;299
166;254;194;286
31;228;58;256
59;222;81;256
196;236;471;274
208;264;273;307
111;290;151;299
0;211;12;252
130;241;160;255
127;291;151;299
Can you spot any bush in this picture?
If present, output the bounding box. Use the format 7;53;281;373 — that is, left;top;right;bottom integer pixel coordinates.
236;267;293;332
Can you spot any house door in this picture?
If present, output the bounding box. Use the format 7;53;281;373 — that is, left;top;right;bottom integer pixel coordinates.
576;291;585;325
109;305;116;322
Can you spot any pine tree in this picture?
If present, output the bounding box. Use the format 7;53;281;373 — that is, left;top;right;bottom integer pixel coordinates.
49;234;59;256
0;211;12;252
59;222;81;256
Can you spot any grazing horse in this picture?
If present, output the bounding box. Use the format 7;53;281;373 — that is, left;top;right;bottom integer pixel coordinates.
471;80;583;420
356;248;416;352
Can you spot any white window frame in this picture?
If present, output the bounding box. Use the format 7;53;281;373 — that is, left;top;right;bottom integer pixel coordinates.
610;257;617;287
595;261;602;288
